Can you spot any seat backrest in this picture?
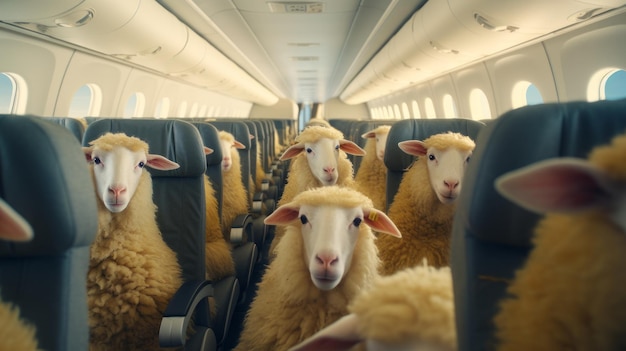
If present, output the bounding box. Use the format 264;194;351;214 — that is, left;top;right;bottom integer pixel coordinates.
45;117;86;142
208;121;253;196
384;118;485;211
451;98;626;351
83;119;207;283
0;114;98;351
193;122;224;219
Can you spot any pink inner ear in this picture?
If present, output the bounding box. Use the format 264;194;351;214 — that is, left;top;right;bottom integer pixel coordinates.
398;140;427;157
361;132;376;139
363;209;402;237
146;154;180;170
339;140;366;156
234;140;246;149
264;205;300;225
280;144;304;160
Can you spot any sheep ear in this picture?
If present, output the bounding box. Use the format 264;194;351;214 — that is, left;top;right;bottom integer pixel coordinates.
280;143;305;160
264;205;301;225
289;314;362;351
495;158;613;214
146;154;180;171
83;146;94;162
0;198;33;242
204;147;214;155
363;208;402;237
398;140;427;157
361;131;376;139
234;140;246;150
339;140;366;156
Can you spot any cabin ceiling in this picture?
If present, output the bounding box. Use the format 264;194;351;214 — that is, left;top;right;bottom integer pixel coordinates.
159;0;427;104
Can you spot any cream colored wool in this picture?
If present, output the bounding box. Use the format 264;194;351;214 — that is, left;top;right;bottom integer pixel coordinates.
0;302;38;351
255;151;265;191
377;133;475;274
355;126;392;211
270;126;358;255
234;187;382;351
219;131;250;240
203;175;235;281
86;134;182;351
495;134;626;351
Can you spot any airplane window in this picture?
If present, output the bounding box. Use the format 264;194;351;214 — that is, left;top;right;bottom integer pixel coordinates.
424;98;436;119
401;102;410;119
469;89;492;119
177;101;188;117
411;100;422;119
596;69;626;101
123;92;145;118
0;72;27;114
442;94;457;118
385;106;392;119
189;102;199;118
393;104;401;119
512;81;543;109
69;83;102;118
199;105;208;117
155;97;170;118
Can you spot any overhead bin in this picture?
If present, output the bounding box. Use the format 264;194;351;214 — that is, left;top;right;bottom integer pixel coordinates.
341;0;625;104
0;0;278;105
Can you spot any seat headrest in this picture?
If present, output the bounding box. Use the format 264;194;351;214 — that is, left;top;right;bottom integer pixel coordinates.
384;119;485;172
0;115;98;256
193;122;223;167
83;119;206;178
208;121;252;150
45;117;86;142
456;98;626;248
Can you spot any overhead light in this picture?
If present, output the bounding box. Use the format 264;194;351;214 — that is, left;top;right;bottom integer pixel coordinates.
55;9;94;28
268;2;324;14
288;42;320;47
429;41;459;55
292;56;319;61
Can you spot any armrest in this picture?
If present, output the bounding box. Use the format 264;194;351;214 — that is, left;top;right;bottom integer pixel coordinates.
159;280;214;348
252;191;265;214
229;213;253;244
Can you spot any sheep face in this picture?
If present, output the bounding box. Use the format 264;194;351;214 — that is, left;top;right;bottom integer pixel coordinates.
399;138;472;205
218;133;245;173
84;134;179;213
362;126;391;162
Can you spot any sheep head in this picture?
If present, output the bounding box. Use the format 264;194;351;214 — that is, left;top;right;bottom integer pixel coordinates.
83;133;179;213
362;125;391;162
218;131;245;173
265;186;400;291
399;132;475;204
281;126;365;186
0;198;33;242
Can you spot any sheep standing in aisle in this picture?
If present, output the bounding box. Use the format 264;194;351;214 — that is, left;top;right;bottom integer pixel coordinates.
234;186;401;351
269;125;366;256
377;132;475;274
83;133;183;351
355;125;392;211
0;199;38;351
290;262;456;351
218;131;250;240
493;132;626;351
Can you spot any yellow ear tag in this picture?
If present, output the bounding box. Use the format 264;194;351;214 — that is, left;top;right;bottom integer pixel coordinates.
368;211;378;222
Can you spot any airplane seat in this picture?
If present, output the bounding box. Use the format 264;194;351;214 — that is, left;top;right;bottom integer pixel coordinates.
45;116;86;142
351;120;397;174
384;118;485;212
451;98;626;351
245;120;277;215
83;118;218;351
0;114;98;351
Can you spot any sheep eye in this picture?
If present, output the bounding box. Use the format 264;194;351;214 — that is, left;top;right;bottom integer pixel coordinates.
300;215;308;224
353;217;362;227
138;161;145;168
93;157;101;165
466;156;471;162
428;154;436;161
335;145;339;151
306;148;313;154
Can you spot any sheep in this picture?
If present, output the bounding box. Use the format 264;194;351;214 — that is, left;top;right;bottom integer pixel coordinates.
289;262;456;351
377;132;475;275
233;186;402;351
218;130;250;240
492;131;626;351
83;132;183;351
0;198;39;351
306;118;332;128
355;125;392;211
269;125;366;256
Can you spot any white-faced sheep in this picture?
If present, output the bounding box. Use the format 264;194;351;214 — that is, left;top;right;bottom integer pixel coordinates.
234;186;401;351
83;133;183;350
355;125;392;211
290;262;456;351
0;198;38;351
377;132;475;274
269;125;366;256
218;131;250;240
493;132;626;351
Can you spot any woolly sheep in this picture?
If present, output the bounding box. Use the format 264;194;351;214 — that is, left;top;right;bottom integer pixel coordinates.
218;130;250;240
83;133;183;350
355;125;392;211
493;132;626;351
234;186;401;351
269;125;366;255
377;132;475;274
306;118;332;128
0;198;38;351
290;262;456;351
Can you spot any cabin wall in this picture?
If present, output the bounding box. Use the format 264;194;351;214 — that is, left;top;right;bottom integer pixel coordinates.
322;97;370;120
249;98;298;119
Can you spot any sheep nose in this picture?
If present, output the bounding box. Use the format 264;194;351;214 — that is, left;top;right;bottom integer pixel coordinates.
323;167;335;174
315;253;339;270
109;185;127;197
223;157;230;162
444;179;459;191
